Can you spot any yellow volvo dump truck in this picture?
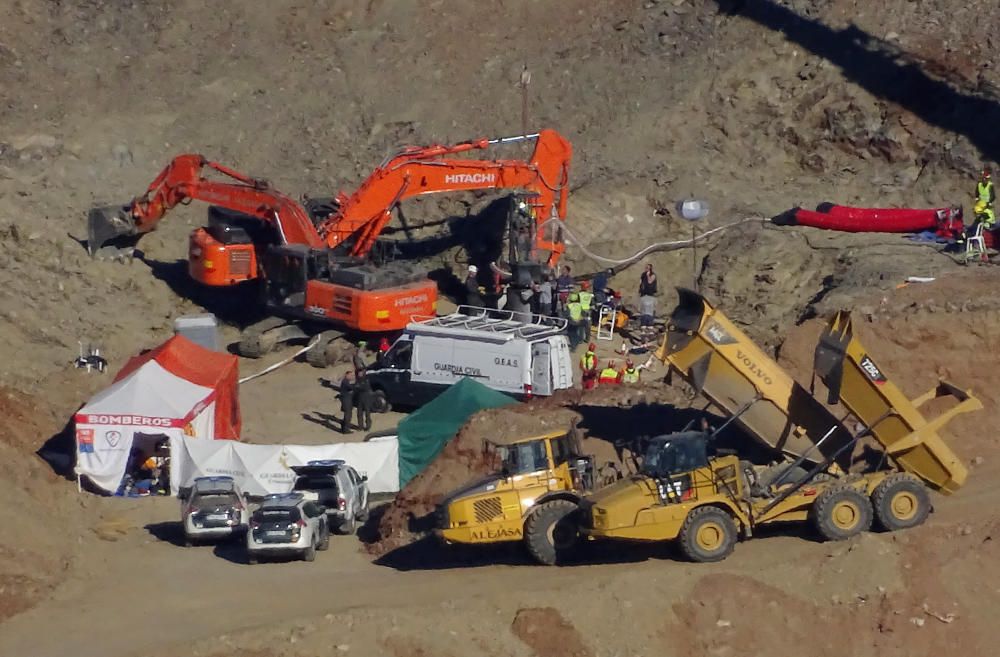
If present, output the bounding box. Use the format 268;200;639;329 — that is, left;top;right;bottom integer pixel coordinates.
435;429;611;565
571;289;981;564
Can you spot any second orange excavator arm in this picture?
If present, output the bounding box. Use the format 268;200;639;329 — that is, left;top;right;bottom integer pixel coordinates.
115;154;323;248
316;129;572;264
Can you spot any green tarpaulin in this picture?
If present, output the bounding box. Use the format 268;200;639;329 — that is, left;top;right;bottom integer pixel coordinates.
397;378;517;487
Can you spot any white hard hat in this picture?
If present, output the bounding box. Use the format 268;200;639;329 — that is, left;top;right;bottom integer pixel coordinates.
468;265;478;274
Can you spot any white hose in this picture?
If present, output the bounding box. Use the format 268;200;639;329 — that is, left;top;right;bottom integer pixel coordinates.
544;216;767;267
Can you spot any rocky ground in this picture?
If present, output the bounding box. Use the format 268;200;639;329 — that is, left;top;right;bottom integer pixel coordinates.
1;0;999;655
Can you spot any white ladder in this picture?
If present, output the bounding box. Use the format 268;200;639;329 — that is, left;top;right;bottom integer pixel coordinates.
596;306;617;341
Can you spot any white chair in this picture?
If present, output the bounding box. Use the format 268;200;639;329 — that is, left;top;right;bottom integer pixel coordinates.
965;222;987;263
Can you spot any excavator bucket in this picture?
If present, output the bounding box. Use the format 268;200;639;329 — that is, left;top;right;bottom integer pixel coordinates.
815;311;979;494
86;205;139;257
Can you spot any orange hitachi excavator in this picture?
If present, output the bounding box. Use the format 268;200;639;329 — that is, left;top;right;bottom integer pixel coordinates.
87;130;572;365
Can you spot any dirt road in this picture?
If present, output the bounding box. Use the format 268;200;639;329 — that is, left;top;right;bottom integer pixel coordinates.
2;462;997;657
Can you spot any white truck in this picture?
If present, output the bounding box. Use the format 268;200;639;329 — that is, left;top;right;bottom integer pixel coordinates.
365;306;573;411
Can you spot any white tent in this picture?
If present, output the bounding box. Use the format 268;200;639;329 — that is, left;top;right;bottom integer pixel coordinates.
170;434;400;495
75;361;218;492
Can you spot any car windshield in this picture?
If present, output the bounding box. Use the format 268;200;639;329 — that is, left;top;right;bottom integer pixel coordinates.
497;440;549;476
641;434;709;478
293;476;339;491
191;493;237;508
253;508;300;523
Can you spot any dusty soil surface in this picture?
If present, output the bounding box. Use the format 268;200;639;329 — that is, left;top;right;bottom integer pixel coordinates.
2;0;1000;655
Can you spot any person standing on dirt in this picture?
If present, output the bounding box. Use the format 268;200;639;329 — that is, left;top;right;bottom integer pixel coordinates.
593;268;612;311
464;265;484;309
976;167;995;212
565;292;585;349
353;341;368;375
354;370;374;432
537;274;553;316
578;280;594;342
580;343;598;390
338;370;356;434
556;265;574;313
639;263;658;297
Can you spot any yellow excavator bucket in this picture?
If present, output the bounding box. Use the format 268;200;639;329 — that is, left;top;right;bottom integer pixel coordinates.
814;312;979;494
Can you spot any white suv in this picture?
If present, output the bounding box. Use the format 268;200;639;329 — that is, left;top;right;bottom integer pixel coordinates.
246;493;330;564
290;460;370;534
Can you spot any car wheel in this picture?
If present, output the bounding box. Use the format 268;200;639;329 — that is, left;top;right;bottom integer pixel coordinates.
184;537;194;548
303;539;317;562
339;515;357;535
318;526;331;551
248;555;258;565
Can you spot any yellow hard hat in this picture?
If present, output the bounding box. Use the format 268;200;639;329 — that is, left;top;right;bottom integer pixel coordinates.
975;200;988;214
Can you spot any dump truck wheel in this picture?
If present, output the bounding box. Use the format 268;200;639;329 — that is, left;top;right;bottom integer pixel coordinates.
524;500;580;566
871;474;930;531
678;506;737;563
812;486;873;541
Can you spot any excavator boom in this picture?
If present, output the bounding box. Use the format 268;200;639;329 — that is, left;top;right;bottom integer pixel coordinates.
87;154;321;256
318;130;571;263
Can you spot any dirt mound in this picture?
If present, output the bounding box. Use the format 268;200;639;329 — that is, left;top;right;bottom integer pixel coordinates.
511;607;593;657
368;404;581;555
0;388;82;621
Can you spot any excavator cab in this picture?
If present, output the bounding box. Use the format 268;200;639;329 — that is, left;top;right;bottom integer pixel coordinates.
262;244;316;310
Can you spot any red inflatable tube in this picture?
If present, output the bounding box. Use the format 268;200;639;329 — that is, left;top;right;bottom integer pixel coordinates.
816;202;950;223
771;207;940;233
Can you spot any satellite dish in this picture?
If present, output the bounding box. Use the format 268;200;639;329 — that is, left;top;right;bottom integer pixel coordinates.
676;199;709;222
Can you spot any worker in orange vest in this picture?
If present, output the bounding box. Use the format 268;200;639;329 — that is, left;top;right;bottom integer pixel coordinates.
598;360;621;385
581;343;598;390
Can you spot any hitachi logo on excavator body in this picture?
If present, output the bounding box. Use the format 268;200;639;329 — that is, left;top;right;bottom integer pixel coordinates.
444;173;497;184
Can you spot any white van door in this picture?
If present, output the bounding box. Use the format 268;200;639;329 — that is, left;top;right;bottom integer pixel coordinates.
531;342;553;395
548;336;573;390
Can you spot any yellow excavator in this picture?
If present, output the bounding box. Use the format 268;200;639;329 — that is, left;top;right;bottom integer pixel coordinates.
562;289;980;565
435;428;617;564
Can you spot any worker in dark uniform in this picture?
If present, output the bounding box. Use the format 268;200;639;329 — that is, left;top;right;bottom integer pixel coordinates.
354;370;374;431
338;370;356;434
352;341;368;374
464;265;484;309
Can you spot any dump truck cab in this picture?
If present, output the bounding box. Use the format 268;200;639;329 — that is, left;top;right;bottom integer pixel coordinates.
437;429;600;563
583;432;748;548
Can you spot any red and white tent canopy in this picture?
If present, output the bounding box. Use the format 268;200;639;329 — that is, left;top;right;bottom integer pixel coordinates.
75;335;240;493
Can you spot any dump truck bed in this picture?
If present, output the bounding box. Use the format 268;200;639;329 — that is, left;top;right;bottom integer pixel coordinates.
657;289;979;493
814;312;979;494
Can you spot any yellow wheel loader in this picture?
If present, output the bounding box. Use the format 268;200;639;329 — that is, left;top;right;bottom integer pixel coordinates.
572;289;981;564
435;429;616;565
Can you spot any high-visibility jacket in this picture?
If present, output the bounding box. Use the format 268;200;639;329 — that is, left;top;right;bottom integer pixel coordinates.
578;291;594;312
598;367;620;384
620;367;640;383
978;206;997;227
581;352;597;371
978;181;995;206
567;301;583;322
